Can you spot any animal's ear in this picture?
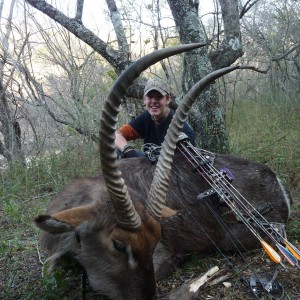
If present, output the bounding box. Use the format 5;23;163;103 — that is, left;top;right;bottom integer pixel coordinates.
161;206;177;220
34;205;95;233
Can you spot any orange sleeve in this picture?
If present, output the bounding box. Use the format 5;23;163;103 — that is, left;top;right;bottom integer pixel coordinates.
118;124;141;141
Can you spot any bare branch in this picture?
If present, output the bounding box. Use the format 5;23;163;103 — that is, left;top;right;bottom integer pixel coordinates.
240;65;269;74
272;43;300;61
239;0;261;19
105;0;129;59
24;0;122;71
75;0;84;23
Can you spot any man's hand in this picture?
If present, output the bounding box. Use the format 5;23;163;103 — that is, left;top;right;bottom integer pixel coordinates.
121;145;140;158
177;132;190;144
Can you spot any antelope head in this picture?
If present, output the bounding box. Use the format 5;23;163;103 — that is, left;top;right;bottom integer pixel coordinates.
35;43;207;300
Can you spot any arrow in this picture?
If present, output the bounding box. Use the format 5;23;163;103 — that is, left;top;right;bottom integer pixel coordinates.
276;243;299;268
283;239;300;261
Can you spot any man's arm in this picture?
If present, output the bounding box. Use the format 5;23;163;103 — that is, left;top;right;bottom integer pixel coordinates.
115;130;128;151
114;126;141;158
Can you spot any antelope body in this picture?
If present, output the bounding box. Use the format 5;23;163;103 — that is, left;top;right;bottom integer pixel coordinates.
34;44;291;300
36;154;290;298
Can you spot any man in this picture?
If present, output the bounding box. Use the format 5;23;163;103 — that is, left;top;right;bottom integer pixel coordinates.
115;78;196;158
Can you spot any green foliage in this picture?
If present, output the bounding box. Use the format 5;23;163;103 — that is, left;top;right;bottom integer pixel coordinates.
227;94;300;259
106;69;117;81
66;126;77;135
0;142;100;299
287;219;300;242
38;270;81;300
1;143;100;213
227;96;300;193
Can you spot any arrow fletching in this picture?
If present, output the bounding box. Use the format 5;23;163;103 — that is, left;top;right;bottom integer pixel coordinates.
277;243;298;266
284;240;300;260
261;240;282;263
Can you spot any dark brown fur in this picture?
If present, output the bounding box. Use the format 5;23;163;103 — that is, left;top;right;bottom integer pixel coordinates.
119;154;290;276
36;153;291;298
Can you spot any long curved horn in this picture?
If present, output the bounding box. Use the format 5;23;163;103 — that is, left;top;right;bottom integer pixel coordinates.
99;43;206;230
146;65;240;219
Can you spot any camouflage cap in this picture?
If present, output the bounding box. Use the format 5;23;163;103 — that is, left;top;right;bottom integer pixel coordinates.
143;78;170;97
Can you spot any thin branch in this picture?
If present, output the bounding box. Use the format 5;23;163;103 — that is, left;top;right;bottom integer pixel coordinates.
272;43;300;61
105;0;129;59
239;0;261;19
24;0;118;68
75;0;84;23
36;242;45;266
239;64;269;74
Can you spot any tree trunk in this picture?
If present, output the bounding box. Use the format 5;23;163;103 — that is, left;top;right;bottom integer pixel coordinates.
0;0;25;164
209;0;244;69
0;89;25;164
168;0;229;152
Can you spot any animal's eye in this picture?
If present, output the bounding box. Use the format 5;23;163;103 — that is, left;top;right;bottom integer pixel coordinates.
75;231;81;243
113;239;127;254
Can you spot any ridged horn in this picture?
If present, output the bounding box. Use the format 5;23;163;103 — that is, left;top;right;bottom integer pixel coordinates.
146;65;240;219
99;43;206;230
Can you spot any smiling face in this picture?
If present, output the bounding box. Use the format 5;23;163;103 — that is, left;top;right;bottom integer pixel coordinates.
144;90;171;124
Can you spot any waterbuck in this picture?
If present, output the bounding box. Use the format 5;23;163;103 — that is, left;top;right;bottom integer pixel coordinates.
34;44;291;300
